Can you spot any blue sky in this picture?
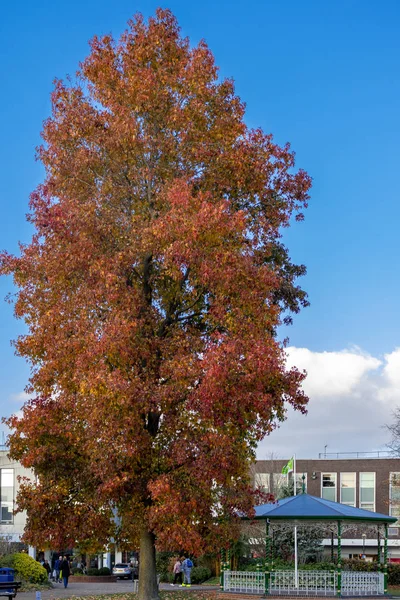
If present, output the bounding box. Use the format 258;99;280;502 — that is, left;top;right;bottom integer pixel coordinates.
1;0;400;456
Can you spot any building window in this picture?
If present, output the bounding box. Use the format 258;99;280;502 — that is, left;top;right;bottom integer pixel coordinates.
272;473;287;496
289;472;307;493
340;472;356;506
389;472;400;525
322;473;337;502
1;469;14;523
359;472;375;511
256;473;270;493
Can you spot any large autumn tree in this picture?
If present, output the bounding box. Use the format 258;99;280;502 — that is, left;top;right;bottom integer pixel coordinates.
1;9;311;600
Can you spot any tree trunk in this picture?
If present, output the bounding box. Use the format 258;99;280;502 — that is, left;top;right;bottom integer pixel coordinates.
138;528;159;600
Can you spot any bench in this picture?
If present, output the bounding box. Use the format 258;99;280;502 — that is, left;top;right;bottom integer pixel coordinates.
0;582;22;598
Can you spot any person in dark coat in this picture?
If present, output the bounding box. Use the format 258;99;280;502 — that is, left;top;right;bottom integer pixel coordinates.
60;556;71;588
43;560;51;579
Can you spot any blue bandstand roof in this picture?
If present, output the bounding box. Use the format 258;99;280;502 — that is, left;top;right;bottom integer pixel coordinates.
252;493;396;523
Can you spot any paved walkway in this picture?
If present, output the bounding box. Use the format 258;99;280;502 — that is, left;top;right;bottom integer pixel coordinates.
17;580;219;599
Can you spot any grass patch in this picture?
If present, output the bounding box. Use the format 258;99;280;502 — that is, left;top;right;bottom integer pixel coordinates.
201;577;220;586
389;586;400;596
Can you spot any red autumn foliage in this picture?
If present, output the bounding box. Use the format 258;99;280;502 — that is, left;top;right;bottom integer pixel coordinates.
1;9;311;599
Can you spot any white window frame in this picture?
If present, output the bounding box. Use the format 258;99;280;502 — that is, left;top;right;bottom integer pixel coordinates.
297;472;307;492
340;472;356;507
255;473;270;492
0;468;14;524
321;472;337;502
272;473;287;494
389;472;400;525
289;472;307;493
359;472;376;512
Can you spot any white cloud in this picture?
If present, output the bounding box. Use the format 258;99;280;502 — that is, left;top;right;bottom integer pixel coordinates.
379;348;400;403
5;348;400;461
286;346;381;398
9;392;30;405
257;346;400;459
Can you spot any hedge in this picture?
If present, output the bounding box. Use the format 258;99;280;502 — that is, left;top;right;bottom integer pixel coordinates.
191;566;212;584
0;553;47;584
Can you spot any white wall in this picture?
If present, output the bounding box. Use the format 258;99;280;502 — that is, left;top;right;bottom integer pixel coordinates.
0;450;33;542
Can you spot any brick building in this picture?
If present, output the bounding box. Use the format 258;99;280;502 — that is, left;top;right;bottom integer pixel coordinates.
254;453;400;561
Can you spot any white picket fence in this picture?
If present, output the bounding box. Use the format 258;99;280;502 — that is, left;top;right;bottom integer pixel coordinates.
269;570;336;596
223;570;385;596
341;571;384;596
223;570;266;594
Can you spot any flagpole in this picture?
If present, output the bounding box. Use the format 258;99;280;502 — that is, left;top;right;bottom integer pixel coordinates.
294;454;298;589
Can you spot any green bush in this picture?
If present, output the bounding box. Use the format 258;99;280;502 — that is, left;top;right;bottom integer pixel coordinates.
87;567;100;576
156;551;175;582
98;567;111;576
388;564;400;585
0;554;15;568
191;566;211;584
240;560;337;572
297;562;336;571
72;567;84;575
195;553;216;576
342;559;377;572
0;553;48;584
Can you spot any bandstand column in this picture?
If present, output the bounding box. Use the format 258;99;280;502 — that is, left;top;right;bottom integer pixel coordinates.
220;547;231;591
265;519;271;595
219;549;225;591
337;521;342;597
377;528;381;565
384;523;388;594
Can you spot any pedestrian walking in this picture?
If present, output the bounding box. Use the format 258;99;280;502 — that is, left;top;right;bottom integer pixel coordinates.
43;560;51;580
54;556;62;583
171;557;182;586
61;556;70;588
181;556;193;587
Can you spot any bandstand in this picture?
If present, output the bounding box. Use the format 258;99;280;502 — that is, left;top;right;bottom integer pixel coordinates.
221;493;397;596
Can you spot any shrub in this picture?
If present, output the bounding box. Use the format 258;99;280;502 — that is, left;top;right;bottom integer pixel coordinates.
191;566;211;584
87;567;100;576
196;553;216;576
0;554;15;568
98;567;111;576
72;567;84;575
1;553;48;583
388;564;400;585
156;551;175;582
239;560;337;572
342;559;377;572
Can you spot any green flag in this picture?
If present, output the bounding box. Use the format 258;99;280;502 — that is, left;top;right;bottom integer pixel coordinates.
281;457;294;474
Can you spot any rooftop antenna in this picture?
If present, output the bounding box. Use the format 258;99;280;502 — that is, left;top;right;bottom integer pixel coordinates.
324;444;328;458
